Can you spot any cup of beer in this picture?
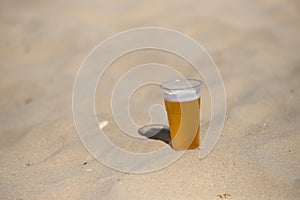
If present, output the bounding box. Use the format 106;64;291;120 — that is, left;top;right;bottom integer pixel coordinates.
160;78;202;150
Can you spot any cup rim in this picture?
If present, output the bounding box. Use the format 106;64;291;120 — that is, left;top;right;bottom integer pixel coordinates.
160;78;202;91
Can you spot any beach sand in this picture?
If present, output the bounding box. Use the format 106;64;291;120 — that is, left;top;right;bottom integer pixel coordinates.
1;0;300;199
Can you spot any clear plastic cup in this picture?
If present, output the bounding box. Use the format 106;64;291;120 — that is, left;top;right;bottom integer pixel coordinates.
160;78;202;150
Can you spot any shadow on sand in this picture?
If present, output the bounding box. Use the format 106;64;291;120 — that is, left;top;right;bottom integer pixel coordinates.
138;124;171;145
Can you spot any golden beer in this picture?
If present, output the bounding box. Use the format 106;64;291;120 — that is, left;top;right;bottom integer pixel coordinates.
160;78;202;151
164;97;200;150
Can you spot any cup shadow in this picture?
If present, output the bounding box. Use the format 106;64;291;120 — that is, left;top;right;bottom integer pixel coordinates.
138;124;171;145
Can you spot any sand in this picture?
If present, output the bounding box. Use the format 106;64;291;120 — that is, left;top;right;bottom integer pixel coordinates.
1;0;300;199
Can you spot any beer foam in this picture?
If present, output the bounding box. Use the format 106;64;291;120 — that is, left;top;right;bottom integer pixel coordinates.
163;90;200;102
